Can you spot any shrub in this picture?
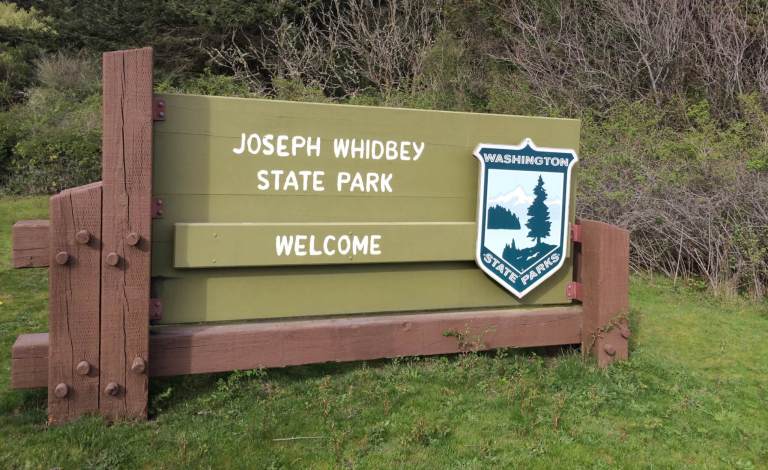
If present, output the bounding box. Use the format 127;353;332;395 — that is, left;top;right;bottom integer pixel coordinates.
157;68;252;97
489;0;768;119
35;51;99;98
3;90;101;194
208;0;446;99
0;2;54;108
578;95;768;298
0;53;101;194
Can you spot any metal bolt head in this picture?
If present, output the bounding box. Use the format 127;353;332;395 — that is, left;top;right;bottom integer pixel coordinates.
604;343;617;356
54;383;69;398
126;232;141;246
76;360;91;376
75;229;91;244
55;251;69;265
131;357;146;374
105;382;120;397
152;198;164;218
105;252;120;266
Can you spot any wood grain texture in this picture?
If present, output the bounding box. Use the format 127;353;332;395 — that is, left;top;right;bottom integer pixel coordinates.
579;219;630;367
150;92;580;321
152;261;574;324
11;305;582;388
149;306;582;375
47;182;102;423
99;47;153;420
12;333;48;389
12;220;49;268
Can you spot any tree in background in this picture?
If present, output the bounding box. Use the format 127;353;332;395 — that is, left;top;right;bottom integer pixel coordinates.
525;175;550;246
487;205;521;229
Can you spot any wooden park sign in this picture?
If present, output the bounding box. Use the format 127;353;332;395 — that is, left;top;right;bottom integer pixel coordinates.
10;48;630;424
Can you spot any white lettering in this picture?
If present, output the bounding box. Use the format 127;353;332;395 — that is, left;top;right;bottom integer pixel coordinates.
294;235;307;256
273;234;383;258
275;235;293;256
291;136;306;156
334;139;351;158
233;133;246;155
247;134;261;154
256;170;325;192
332;138;425;162
262;134;275;155
307;137;321;157
337;235;351;255
256;169;270;190
370;234;382;255
276;135;290;157
412;142;425;160
371;140;384;160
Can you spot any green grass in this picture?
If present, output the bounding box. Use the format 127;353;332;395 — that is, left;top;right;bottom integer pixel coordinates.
1;197;767;469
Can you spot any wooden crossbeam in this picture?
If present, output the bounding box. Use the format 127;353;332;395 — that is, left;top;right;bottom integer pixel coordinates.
12;220;49;268
12;305;583;389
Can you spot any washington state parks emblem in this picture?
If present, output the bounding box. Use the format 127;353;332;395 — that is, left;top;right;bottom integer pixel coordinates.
473;139;578;297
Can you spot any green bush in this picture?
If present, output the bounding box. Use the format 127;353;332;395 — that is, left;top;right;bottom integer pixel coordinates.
578;95;768;297
157;68;252;97
2;90;101;194
0;53;101;194
0;3;55;108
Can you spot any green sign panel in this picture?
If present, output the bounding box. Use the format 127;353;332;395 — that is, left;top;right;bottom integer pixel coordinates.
151;94;580;323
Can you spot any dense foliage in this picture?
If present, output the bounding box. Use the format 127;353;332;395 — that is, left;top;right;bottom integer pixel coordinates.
2;0;768;296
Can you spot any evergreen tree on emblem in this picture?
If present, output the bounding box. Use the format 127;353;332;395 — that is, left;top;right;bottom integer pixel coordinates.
526;175;551;246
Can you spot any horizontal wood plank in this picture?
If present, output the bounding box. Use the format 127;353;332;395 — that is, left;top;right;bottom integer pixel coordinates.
153;93;580;199
174;222;475;268
11;305;582;388
12;333;49;389
12;220;50;268
151;259;573;323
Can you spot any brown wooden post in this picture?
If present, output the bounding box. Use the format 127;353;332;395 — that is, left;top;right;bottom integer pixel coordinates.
579;219;630;367
99;47;153;420
47;182;102;423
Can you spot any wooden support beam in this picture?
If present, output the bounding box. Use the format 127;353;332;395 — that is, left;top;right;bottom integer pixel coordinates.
11;333;48;389
47;182;103;423
99;47;154;420
12;220;49;268
579;219;630;367
11;305;583;389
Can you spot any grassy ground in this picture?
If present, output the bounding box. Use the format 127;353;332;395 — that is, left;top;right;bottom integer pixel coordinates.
1;197;767;469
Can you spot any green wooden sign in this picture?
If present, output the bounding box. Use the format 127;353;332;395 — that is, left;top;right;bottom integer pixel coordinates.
11;48;631;427
151;94;580;323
